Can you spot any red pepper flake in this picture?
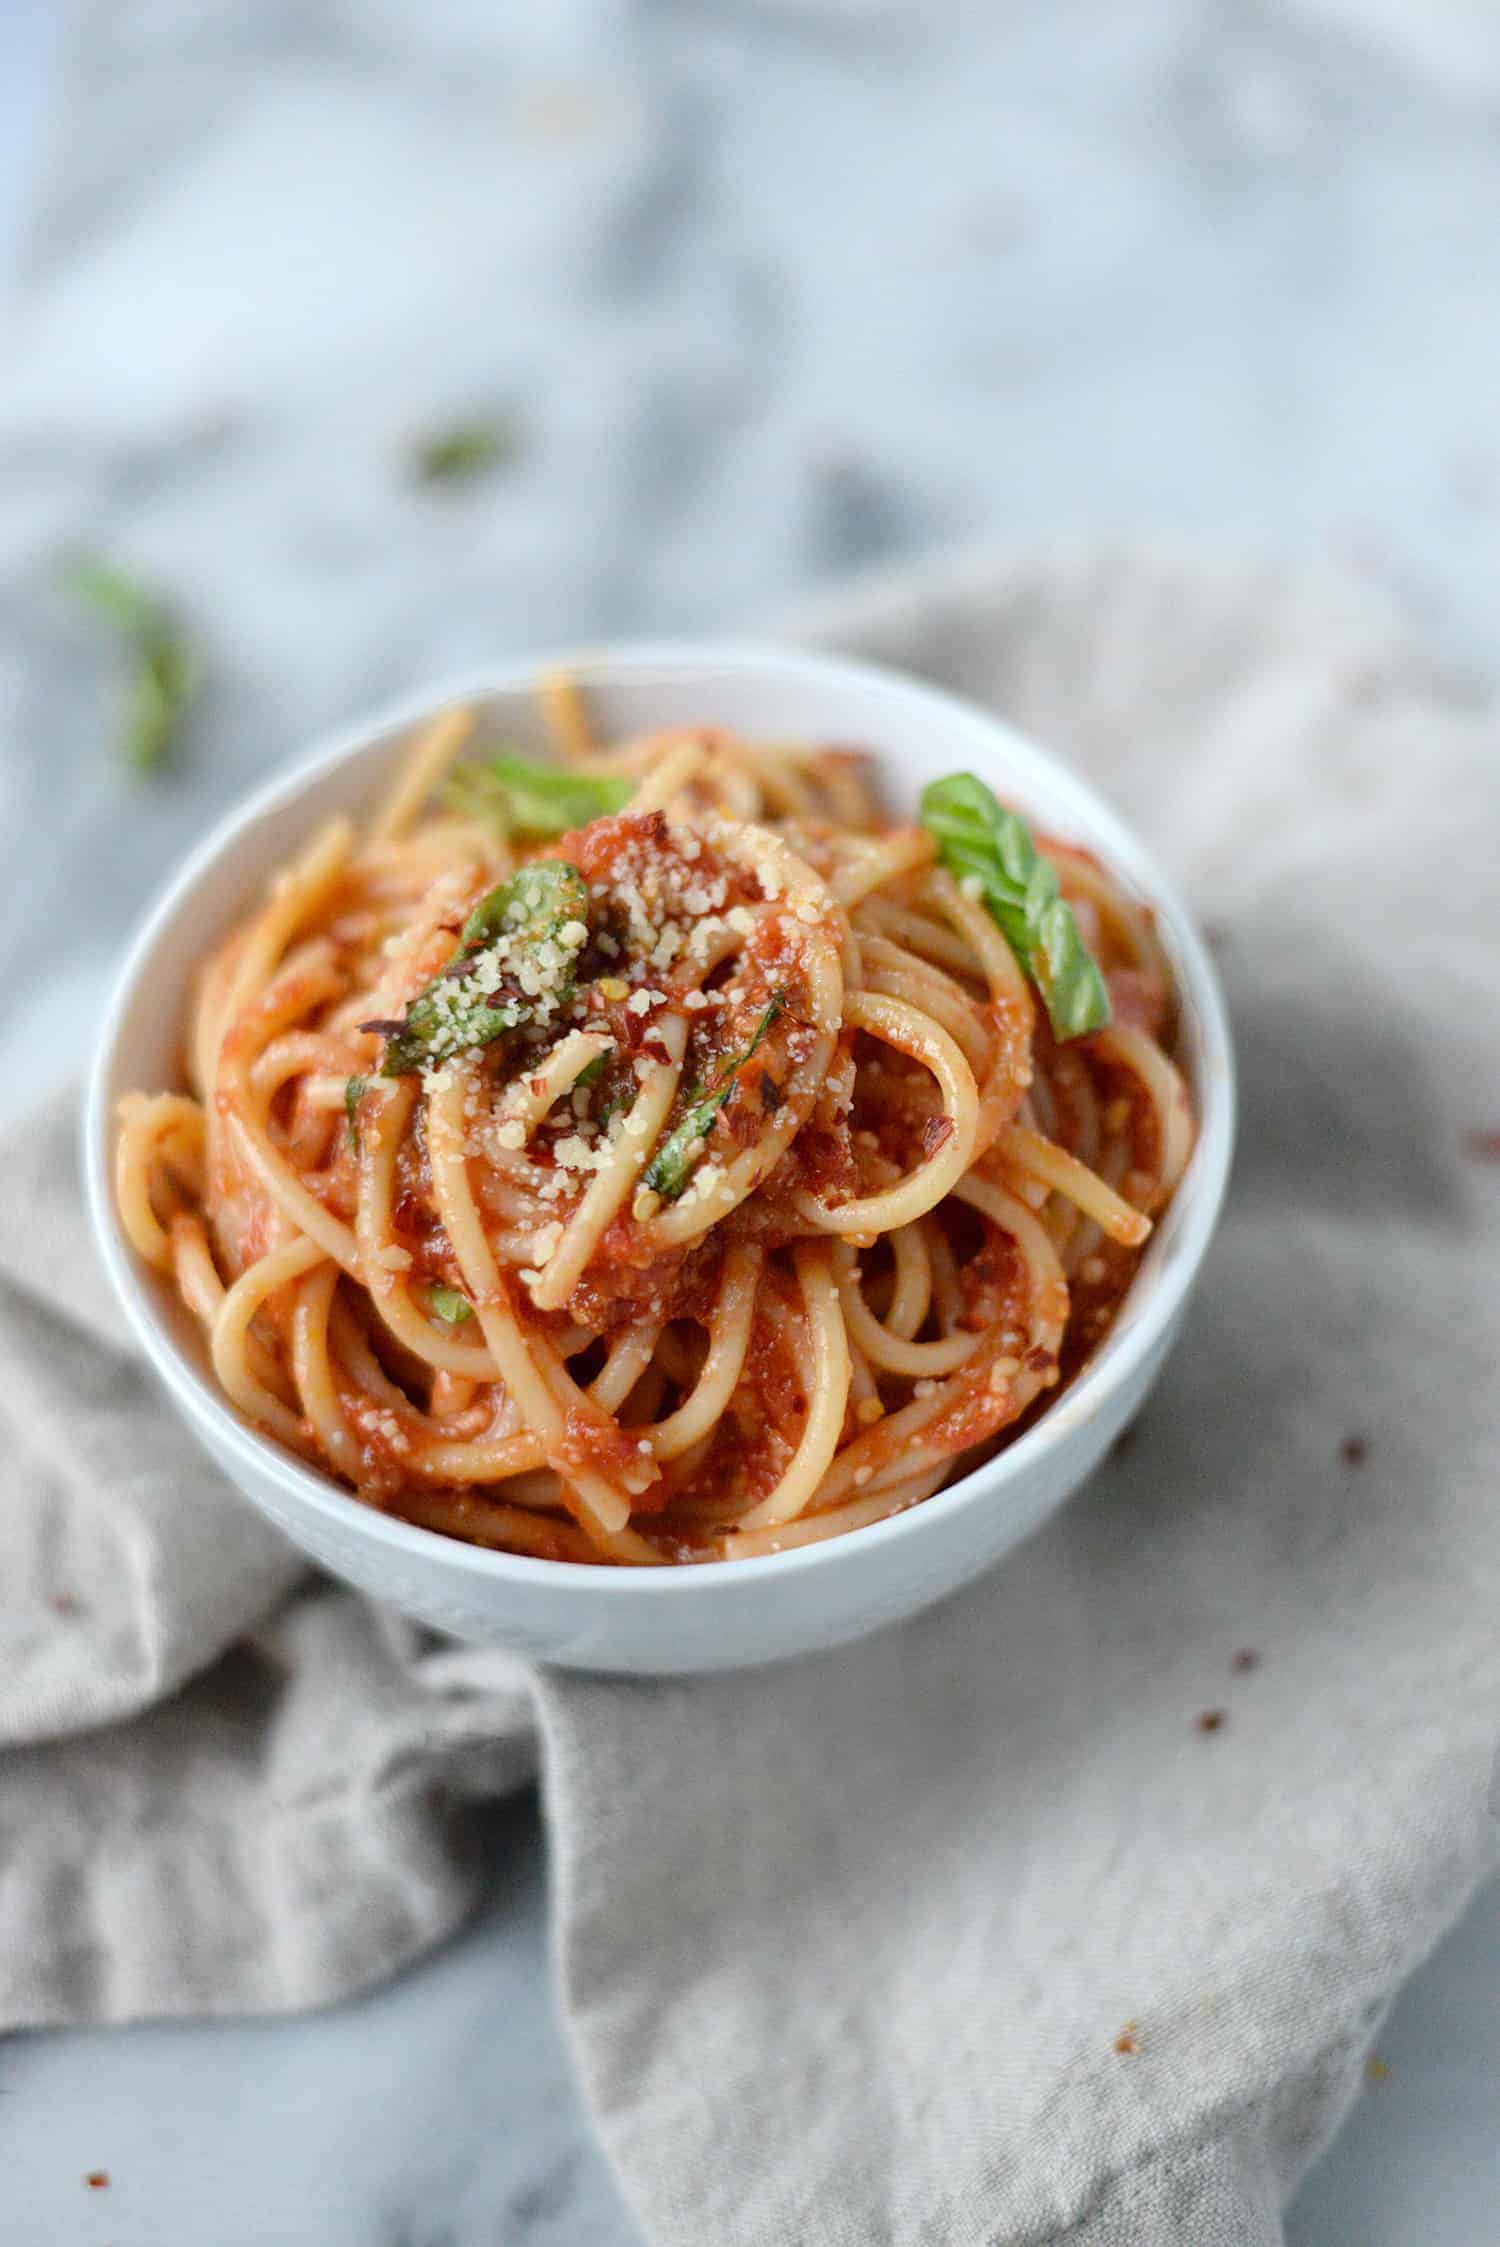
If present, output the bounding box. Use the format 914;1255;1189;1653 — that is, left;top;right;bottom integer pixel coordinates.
1025;1345;1052;1373
49;1591;81;1617
1113;2021;1140;2055
920;1114;955;1158
1340;1436;1367;1467
1196;1709;1227;1733
85;2171;110;2190
1464;1129;1500;1161
1230;1648;1260;1674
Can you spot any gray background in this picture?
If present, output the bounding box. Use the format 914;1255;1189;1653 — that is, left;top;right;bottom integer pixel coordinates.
1;2;1497;2240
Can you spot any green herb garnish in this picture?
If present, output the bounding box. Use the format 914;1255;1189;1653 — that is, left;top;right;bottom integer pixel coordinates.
368;859;590;1076
919;774;1112;1040
344;1075;367;1154
412;417;520;487
643;995;786;1201
427;1284;473;1325
64;554;198;775
442;753;633;840
574;1053;607;1090
594;1085;626;1135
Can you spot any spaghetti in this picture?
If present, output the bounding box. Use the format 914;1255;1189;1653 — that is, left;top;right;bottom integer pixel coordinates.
116;698;1194;1565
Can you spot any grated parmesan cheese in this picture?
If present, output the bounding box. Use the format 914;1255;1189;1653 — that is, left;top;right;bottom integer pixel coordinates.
552;1134;599;1173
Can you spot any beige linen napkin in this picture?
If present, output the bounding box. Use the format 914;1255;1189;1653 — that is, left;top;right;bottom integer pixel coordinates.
2;546;1497;2246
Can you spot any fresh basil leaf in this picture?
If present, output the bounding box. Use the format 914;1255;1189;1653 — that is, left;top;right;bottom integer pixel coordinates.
643;995;786;1201
442;753;632;839
488;753;633;832
594;1085;626;1135
370;860;590;1076
65;554;198;776
439;765;515;836
344;1075;367;1154
919;774;1112;1040
427;1283;473;1325
573;1054;607;1089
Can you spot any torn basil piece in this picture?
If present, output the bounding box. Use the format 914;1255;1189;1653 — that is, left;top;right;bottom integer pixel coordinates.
643;995;786;1202
64;553;198;776
441;753;633;840
920;774;1112;1040
369;860;591;1076
411;417;520;486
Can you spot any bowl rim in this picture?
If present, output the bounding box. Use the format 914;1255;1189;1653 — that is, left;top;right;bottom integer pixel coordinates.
83;636;1235;1595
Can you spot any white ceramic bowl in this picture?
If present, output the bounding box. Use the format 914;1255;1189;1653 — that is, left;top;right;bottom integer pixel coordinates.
85;642;1233;1674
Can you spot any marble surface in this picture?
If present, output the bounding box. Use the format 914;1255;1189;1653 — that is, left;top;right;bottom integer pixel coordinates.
1;2;1498;2240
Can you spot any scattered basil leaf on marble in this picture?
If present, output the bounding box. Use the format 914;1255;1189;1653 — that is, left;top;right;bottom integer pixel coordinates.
920;773;1112;1040
411;417;520;487
64;554;198;776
